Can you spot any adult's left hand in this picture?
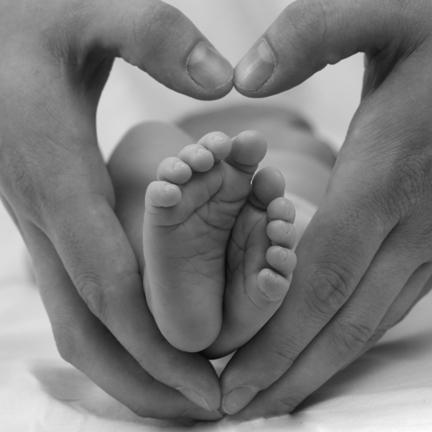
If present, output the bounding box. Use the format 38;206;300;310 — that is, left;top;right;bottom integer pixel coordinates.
220;0;432;419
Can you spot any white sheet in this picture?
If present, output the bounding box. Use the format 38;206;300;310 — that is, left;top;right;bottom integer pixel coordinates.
2;278;432;431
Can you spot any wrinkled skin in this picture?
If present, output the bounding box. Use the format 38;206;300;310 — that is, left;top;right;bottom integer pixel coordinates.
220;0;432;419
0;0;234;421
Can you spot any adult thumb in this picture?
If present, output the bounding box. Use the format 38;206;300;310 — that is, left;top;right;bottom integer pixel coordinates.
76;0;233;99
234;0;413;96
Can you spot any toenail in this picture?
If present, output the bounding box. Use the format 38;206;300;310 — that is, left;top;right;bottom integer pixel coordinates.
209;132;228;143
164;184;177;194
174;160;185;170
258;269;287;301
279;248;289;260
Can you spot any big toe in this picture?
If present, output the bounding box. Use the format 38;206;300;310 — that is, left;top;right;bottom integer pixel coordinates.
251;167;286;210
227;131;268;173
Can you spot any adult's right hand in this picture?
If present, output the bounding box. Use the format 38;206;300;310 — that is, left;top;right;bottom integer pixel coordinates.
0;0;232;420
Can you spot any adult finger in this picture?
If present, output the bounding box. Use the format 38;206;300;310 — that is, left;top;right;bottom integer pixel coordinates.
21;219;221;421
232;229;420;419
234;0;424;95
67;0;233;99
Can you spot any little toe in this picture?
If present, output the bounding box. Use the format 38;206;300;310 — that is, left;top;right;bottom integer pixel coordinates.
266;245;297;278
227;131;268;173
256;268;292;303
145;181;182;208
157;157;192;184
267;220;296;248
178;144;214;172
250;167;286;210
198;132;232;161
267;197;296;223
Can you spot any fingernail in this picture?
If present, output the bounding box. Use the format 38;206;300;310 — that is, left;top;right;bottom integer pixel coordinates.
235;39;275;92
187;41;233;91
222;386;257;415
178;387;212;411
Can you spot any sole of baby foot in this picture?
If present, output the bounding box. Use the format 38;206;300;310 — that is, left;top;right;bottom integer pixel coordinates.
143;131;268;352
205;167;297;358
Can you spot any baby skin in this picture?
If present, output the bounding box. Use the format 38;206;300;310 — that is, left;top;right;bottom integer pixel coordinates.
109;125;297;356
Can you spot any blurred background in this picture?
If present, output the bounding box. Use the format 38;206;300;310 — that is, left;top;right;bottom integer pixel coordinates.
97;0;363;158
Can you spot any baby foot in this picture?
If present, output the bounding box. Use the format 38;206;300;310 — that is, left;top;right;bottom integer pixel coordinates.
206;167;297;357
143;131;267;352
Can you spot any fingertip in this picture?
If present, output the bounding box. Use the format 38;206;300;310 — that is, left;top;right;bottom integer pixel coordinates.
234;39;276;96
187;41;234;98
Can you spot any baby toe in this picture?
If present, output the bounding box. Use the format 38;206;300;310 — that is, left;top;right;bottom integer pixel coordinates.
267;220;296;248
266;245;297;277
257;268;291;302
228;130;268;172
267;197;296;223
198;132;232;161
157;157;192;184
178;143;215;172
145;181;182;208
252;167;286;209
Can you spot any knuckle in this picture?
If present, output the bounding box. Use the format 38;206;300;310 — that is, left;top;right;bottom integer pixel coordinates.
389;154;431;210
303;264;352;318
332;319;375;355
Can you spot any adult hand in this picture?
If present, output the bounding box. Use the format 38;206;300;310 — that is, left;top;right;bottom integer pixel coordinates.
221;0;432;418
0;0;232;419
